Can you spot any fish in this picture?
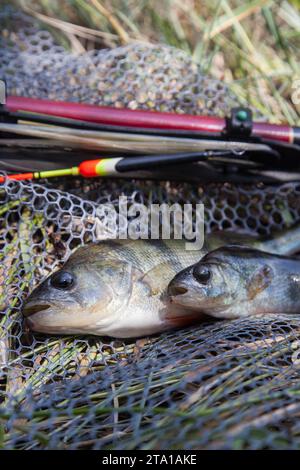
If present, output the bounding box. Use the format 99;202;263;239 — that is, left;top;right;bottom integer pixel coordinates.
23;239;202;338
167;245;300;319
23;223;300;338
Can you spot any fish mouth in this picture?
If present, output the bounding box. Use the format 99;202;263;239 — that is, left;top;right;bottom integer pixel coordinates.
24;315;54;334
167;289;202;311
167;287;192;306
22;303;51;317
169;286;188;296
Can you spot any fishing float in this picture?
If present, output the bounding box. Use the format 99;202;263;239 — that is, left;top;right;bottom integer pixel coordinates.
0;150;237;183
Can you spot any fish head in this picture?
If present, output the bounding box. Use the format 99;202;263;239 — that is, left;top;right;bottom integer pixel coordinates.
167;245;275;318
23;246;134;335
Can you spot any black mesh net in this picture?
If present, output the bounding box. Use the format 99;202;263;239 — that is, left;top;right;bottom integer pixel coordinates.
1;7;300;450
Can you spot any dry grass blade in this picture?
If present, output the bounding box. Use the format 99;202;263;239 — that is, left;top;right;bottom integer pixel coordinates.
19;0;119;47
89;0;130;44
205;0;270;40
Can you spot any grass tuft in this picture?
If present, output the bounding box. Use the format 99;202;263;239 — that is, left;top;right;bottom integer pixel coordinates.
10;0;300;125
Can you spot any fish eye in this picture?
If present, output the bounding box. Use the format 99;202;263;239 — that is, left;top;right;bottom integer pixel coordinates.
50;271;74;290
192;264;211;284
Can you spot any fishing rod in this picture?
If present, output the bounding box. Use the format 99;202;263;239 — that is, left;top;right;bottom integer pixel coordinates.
2;98;299;165
0;80;299;175
0;122;274;155
7;109;222;139
6;94;300;145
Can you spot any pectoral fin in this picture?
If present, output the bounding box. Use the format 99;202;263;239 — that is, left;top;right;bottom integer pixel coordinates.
246;264;274;300
141;262;178;296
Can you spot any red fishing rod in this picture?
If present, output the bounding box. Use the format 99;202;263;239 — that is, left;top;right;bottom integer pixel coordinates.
1;76;299;173
6;95;300;145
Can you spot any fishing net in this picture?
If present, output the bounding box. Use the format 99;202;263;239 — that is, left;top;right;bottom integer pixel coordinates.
1;6;300;450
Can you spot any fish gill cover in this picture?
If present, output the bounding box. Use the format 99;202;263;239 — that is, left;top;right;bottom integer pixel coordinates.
1;6;300;450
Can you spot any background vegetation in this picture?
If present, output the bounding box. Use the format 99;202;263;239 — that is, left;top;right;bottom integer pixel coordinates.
8;0;300;125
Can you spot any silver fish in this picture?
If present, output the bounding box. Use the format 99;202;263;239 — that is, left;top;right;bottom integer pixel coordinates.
23;224;300;338
23;239;202;338
167;245;300;319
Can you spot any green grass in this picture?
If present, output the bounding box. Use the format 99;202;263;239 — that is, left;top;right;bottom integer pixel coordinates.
11;0;300;125
2;328;300;449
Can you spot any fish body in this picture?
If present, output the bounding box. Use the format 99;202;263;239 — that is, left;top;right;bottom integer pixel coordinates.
23;239;202;338
23;224;300;338
167;245;300;319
